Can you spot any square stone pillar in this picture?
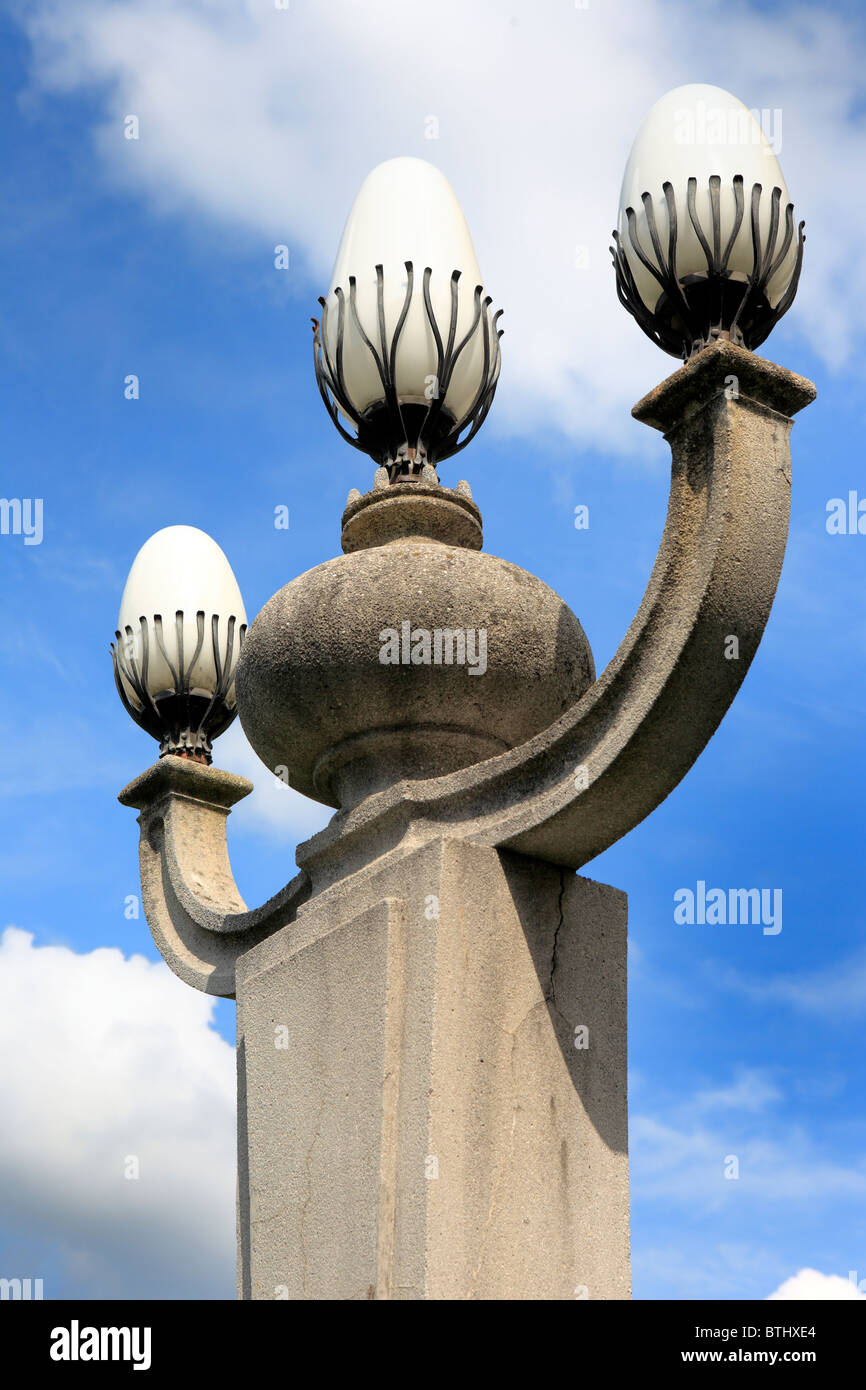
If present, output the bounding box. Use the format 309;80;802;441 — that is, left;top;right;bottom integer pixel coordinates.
235;837;629;1300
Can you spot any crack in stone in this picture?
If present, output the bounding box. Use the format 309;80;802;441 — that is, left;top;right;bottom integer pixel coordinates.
546;870;567;1006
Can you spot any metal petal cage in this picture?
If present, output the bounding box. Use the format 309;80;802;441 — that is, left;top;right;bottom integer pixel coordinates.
611;175;805;359
111;610;245;763
312;261;503;480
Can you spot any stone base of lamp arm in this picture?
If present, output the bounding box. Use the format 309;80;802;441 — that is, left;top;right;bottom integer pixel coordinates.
118;755;310;998
236;835;629;1300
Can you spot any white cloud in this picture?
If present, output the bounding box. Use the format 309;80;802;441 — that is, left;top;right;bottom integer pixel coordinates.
768;1269;866;1300
217;720;332;842
16;0;866;455
631;1067;866;1210
719;949;866;1020
0;926;235;1298
633;1111;866;1206
695;1069;782;1115
631;1246;866;1301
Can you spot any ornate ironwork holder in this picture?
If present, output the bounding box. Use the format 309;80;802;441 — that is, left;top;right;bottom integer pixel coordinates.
312;261;503;480
111;610;245;763
611;175;805;359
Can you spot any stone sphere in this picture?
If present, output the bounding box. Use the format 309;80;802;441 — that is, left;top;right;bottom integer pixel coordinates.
235;486;594;810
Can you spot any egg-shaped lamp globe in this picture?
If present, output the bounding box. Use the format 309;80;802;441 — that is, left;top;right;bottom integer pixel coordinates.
611;83;805;358
111;525;247;763
313;156;503;480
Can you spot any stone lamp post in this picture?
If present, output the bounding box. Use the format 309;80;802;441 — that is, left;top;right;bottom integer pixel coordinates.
115;97;815;1300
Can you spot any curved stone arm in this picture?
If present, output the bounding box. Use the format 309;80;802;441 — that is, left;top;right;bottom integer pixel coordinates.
299;340;816;882
119;756;310;996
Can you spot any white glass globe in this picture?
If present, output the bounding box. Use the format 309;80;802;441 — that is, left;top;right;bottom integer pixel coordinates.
617;84;800;318
116;525;247;708
322;156;497;429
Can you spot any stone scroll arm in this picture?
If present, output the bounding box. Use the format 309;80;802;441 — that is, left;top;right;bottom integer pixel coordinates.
119;757;310;997
306;339;816;873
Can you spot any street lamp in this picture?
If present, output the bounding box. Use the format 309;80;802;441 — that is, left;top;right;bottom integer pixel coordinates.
111;524;247;764
114;132;816;1300
312;156;503;480
611;83;805;357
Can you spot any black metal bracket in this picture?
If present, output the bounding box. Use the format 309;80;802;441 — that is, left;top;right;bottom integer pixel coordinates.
312;262;503;480
611;176;805;359
111;610;246;764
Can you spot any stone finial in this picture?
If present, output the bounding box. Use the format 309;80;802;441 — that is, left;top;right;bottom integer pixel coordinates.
456;479;473;500
235;478;593;810
373;466;389;490
341;482;483;553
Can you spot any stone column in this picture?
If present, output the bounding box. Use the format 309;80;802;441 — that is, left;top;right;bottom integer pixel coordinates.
236;838;629;1300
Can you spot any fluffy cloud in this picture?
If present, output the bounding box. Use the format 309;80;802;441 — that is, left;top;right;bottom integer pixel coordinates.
768;1269;866;1300
0;927;235;1298
16;0;866;454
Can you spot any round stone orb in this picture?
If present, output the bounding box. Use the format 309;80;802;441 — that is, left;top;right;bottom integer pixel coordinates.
235;483;595;810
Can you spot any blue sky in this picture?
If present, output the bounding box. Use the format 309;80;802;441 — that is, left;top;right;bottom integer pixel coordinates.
1;0;865;1301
